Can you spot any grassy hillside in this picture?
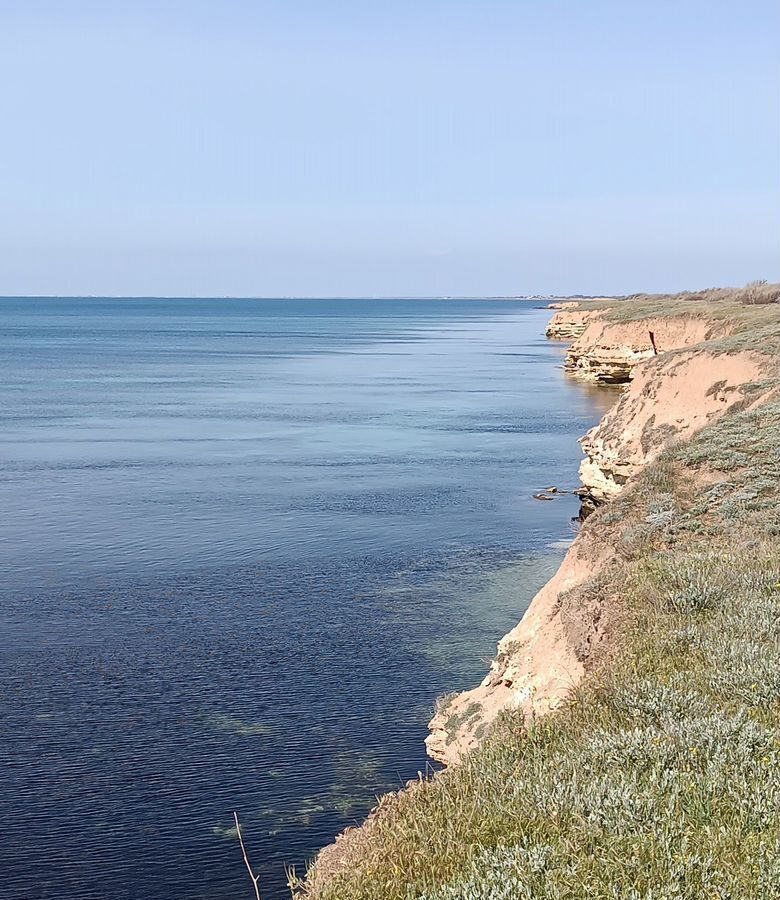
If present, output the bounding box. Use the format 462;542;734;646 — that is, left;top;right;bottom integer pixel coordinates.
298;298;780;899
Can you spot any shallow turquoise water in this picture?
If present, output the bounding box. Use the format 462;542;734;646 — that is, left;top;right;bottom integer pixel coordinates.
0;298;610;899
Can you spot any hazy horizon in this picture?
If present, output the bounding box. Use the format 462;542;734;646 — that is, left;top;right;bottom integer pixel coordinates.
1;1;778;297
0;293;643;302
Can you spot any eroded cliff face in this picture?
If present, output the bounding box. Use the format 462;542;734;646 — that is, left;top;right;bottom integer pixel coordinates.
427;313;769;766
545;306;600;340
565;315;732;383
426;527;616;765
577;349;765;509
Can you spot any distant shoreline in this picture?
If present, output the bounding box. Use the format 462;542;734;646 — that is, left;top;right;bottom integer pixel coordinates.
0;294;626;302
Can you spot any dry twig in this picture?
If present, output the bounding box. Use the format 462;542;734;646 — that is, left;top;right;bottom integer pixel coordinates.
233;811;263;900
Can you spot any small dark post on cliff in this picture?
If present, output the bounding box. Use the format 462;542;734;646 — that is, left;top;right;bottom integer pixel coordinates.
649;330;658;355
233;811;263;900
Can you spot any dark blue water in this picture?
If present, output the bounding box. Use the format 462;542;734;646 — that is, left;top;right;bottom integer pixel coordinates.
0;298;611;900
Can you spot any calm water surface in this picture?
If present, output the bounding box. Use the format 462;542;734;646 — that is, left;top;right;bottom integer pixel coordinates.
0;298;611;899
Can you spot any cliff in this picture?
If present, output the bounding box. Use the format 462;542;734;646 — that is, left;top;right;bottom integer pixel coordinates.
577;348;765;509
426;306;771;764
545;305;599;340
564;314;732;383
425;523;616;764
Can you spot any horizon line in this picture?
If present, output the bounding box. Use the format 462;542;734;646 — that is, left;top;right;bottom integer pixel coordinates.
0;293;600;301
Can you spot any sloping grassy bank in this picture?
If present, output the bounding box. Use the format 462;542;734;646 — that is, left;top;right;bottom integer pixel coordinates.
299;370;780;897
583;280;780;324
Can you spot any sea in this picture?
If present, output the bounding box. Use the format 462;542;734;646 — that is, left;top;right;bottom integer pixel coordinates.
0;297;612;899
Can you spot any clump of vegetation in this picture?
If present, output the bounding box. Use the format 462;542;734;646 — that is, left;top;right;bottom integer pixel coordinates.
442;701;482;746
300;351;780;898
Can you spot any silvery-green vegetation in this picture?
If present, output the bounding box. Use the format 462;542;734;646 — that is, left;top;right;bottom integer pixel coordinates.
299;362;780;898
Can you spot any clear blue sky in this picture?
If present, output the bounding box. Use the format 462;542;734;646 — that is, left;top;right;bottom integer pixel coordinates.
1;0;778;297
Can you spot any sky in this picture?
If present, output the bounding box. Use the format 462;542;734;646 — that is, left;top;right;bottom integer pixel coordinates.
0;0;778;297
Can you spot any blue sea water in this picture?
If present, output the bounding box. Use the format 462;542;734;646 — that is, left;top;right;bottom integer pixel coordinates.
0;298;612;900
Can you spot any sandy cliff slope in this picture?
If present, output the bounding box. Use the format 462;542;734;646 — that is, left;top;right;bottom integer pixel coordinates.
426;525;616;764
577;348;765;509
564;315;732;383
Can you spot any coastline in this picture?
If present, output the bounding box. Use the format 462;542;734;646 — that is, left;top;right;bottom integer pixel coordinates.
425;299;768;765
299;287;780;897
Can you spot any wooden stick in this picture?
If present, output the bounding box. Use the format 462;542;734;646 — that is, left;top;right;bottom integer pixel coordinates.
233;811;263;900
649;330;658;355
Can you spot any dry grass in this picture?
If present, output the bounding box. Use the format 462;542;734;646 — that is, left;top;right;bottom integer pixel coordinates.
622;280;780;307
588;280;780;332
567;281;780;358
